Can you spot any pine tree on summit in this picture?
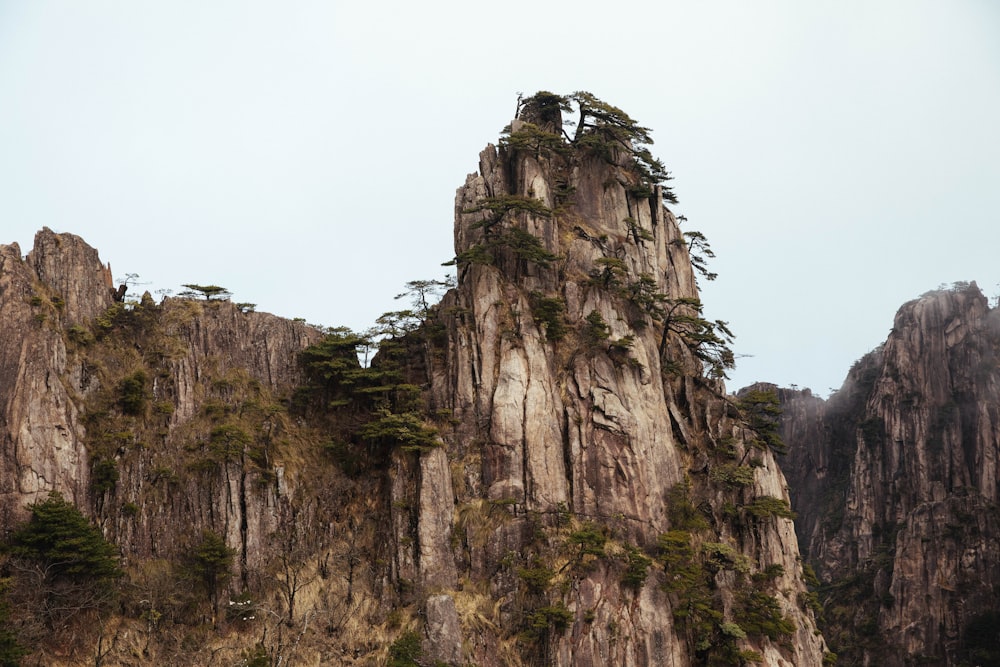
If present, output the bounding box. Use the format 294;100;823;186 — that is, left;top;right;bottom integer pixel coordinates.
180;283;232;300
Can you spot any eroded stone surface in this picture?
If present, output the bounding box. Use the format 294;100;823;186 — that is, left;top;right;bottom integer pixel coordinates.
414;109;826;665
783;283;1000;665
424;594;463;665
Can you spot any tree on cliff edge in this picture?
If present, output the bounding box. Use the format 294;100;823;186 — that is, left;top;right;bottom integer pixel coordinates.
512;90;677;204
180;283;232;301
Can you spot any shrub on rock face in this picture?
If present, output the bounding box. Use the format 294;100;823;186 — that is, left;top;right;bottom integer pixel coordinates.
737;390;787;455
118;369;148;415
621;544;652;590
744;496;797;521
387;630;423;667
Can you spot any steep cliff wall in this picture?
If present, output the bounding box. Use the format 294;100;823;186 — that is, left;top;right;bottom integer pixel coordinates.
27;227;116;326
393;93;827;666
0;229;395;665
783;282;1000;666
0;230;104;520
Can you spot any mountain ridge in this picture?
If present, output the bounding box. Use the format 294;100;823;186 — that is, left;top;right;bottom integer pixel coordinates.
0;92;878;666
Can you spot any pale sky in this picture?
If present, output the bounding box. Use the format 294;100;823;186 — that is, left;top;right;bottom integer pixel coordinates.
2;1;998;396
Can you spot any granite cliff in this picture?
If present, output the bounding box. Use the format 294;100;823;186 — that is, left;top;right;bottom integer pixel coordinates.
0;93;827;666
781;282;1000;666
403;92;826;666
0;229;115;518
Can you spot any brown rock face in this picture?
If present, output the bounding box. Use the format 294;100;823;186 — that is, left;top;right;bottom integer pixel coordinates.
100;296;325;568
0;229;355;666
400;96;826;666
0;233;99;518
0;228;326;549
27;227;115;326
783;282;1000;666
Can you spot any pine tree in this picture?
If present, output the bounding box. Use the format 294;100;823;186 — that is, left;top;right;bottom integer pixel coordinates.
192;530;234;601
3;491;120;634
7;491;120;582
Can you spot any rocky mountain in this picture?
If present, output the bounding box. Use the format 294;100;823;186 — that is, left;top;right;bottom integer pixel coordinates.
781;282;1000;666
0;228;353;665
408;92;826;666
0;92;827;666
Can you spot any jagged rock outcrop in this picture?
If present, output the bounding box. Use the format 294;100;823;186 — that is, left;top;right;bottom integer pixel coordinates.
394;93;827;666
782;282;1000;666
28;227;116;326
0;231;99;519
0;229;322;538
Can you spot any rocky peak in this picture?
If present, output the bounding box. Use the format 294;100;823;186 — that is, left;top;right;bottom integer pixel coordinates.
405;91;826;666
782;281;1000;665
26;227;115;326
0;229;114;516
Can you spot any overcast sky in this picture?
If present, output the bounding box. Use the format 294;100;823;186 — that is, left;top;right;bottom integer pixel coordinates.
2;1;998;396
